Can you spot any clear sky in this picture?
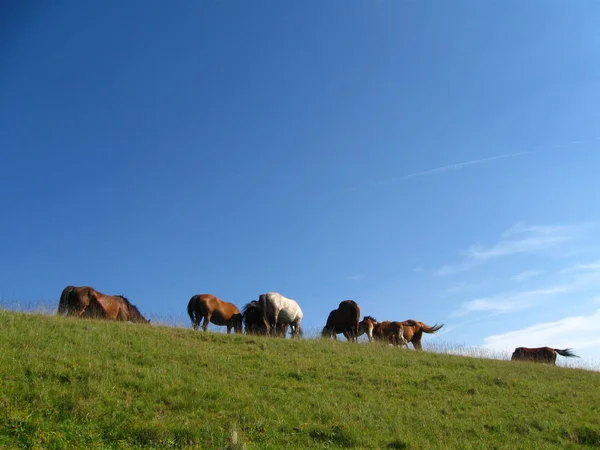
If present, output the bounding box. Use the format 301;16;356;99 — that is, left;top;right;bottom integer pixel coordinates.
2;1;600;364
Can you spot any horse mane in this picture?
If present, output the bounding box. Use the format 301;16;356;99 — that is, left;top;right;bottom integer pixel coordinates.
117;295;137;310
118;296;146;319
363;316;377;323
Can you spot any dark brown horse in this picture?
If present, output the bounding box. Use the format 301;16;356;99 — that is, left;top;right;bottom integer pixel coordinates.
57;285;149;323
57;285;80;316
511;347;579;365
399;320;444;350
187;294;243;334
241;301;288;336
372;321;409;348
321;300;361;342
357;316;378;342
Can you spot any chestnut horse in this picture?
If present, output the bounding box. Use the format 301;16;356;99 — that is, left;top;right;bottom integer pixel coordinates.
372;321;409;348
187;294;243;334
357;316;378;342
511;347;579;365
399;320;444;351
57;285;149;323
321;300;361;342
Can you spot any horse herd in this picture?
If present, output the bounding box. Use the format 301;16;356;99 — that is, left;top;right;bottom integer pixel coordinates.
56;285;580;365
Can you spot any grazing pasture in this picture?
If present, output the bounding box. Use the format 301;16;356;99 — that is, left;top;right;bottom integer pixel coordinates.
1;309;599;449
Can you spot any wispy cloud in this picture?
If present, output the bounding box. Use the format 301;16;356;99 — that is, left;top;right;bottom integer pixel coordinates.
451;259;600;318
511;270;544;282
442;280;489;297
558;260;600;275
436;222;594;276
378;152;530;185
466;223;577;261
435;261;478;277
450;285;572;318
345;273;367;281
483;308;600;354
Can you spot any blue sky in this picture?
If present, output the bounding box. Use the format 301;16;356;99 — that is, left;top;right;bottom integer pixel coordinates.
2;1;600;363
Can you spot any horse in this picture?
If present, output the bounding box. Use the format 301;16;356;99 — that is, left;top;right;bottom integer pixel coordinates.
57;285;82;316
398;320;444;351
357;316;378;342
258;292;303;338
187;294;243;334
57;285;149;323
241;301;289;336
372;321;409;348
321;300;361;342
510;347;579;365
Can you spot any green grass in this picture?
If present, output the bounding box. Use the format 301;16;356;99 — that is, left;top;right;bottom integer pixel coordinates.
1;310;599;449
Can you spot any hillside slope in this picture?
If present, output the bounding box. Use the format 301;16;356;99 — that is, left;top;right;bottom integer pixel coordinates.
1;310;599;449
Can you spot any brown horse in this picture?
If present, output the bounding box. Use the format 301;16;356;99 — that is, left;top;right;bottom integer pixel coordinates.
187;294;243;334
57;285;149;323
372;321;409;348
399;320;444;351
511;347;579;365
241;301;288;336
57;285;80;316
321;300;361;342
357;316;378;342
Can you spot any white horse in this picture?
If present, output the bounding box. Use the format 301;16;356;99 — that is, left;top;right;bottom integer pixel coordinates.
258;292;303;338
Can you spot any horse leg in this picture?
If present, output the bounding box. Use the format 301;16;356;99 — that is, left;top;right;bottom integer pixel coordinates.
117;306;128;322
271;311;279;337
202;314;211;332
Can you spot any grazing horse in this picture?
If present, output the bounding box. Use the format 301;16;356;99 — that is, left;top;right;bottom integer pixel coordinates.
241;301;288;336
511;347;579;365
258;292;303;338
57;285;149;323
357;316;378;342
399;320;444;351
372;321;409;348
187;294;243;334
321;300;361;342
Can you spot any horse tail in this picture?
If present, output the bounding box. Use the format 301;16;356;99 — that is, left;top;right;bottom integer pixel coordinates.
258;293;270;331
421;322;444;334
555;348;579;358
187;296;197;326
57;285;76;316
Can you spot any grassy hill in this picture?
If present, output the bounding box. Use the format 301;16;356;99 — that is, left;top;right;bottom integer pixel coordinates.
1;310;599;449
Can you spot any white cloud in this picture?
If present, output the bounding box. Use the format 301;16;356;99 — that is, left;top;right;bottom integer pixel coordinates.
483;309;600;354
345;273;367;281
465;223;576;261
436;222;595;276
442;282;484;297
435;261;477;276
558;260;600;274
451;260;600;318
511;270;544;282
450;285;572;317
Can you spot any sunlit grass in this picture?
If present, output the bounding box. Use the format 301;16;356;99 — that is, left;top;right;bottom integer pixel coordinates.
1;304;600;449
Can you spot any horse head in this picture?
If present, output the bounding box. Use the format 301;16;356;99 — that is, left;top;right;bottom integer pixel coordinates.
120;296;150;324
